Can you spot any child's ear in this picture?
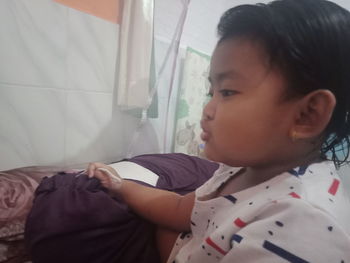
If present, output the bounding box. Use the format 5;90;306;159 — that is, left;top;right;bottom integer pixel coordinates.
292;89;336;140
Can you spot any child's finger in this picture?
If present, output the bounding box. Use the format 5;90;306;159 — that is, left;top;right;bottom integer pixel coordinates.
87;162;105;178
98;168;122;189
98;168;115;178
87;163;96;178
93;169;108;182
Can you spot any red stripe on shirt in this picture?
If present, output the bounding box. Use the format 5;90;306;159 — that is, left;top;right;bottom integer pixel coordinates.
205;237;227;255
234;217;247;228
289;192;301;199
328;179;340;196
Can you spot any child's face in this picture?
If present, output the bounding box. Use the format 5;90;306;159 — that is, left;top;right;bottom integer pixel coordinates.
201;37;299;167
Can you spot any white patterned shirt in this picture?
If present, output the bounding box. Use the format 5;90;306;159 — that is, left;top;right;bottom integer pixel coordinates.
167;161;350;263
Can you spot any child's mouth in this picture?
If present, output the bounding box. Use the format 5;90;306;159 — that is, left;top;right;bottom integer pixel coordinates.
201;131;210;141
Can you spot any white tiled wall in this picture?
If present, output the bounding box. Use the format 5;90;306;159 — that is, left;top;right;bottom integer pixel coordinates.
0;0;135;170
66;9;118;93
0;0;67;87
0;84;66;168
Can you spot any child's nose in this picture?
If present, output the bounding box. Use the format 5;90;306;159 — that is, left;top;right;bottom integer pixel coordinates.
202;98;216;121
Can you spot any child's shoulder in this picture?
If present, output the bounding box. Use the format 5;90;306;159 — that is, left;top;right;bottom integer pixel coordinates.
294;161;348;210
215;161;350;234
262;161;350;234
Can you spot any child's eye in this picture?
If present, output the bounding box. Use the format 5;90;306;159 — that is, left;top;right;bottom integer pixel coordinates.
219;89;238;97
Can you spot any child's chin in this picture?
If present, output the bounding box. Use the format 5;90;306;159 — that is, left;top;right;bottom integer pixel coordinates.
203;148;221;163
203;149;242;167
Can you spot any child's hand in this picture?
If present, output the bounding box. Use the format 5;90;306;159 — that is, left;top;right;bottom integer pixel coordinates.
87;162;123;193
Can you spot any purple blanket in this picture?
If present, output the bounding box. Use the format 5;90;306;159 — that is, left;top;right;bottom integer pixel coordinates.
25;153;218;263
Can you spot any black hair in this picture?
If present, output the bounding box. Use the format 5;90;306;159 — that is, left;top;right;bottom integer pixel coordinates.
217;0;350;167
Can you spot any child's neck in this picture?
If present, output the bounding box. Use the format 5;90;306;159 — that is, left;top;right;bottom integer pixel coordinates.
218;153;323;197
244;152;323;186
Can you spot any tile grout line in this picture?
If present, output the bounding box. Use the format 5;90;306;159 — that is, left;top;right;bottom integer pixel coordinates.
0;81;112;94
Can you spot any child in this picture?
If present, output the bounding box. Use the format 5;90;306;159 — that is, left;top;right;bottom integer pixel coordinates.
89;0;350;262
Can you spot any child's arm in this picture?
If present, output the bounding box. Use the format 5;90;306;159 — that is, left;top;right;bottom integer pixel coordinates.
87;162;195;232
